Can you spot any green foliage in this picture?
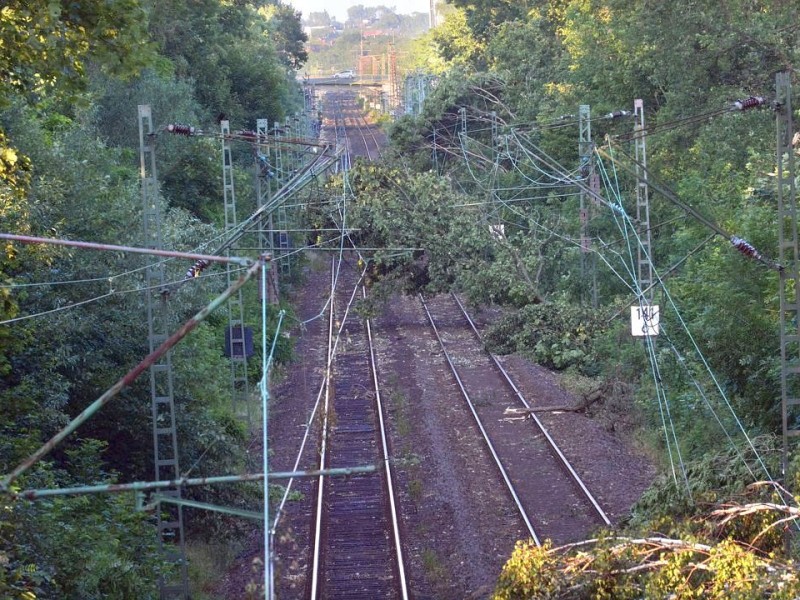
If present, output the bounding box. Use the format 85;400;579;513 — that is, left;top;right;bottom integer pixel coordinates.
431;7;486;71
0;0;158;389
493;540;566;599
630;436;781;529
309;163;495;297
485;300;602;371
148;0;300;125
486;16;566;122
2;0;799;594
0;129;30;200
0;1;157;107
1;442;165;599
387;70;514;171
389;0;798;447
305;11;331;27
0;0;308;595
373;7;800;598
493;506;800;599
446;0;529;44
259;5;309;70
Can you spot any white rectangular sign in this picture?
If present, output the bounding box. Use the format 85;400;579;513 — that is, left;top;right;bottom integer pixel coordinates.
631;305;660;337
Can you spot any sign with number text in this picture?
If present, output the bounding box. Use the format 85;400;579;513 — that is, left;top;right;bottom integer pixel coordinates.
631;305;660;337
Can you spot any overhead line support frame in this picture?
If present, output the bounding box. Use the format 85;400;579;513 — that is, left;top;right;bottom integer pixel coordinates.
221;120;252;424
776;72;800;484
139;104;189;600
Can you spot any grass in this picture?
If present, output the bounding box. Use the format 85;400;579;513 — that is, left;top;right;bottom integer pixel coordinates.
186;541;239;599
407;478;423;504
421;548;448;585
393;390;411;437
394;452;422;468
558;366;597;397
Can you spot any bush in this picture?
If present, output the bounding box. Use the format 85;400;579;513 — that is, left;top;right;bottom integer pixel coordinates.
484;301;604;371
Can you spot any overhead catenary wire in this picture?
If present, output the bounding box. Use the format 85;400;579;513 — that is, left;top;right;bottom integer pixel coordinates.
2;95;387;600
597;140;781;272
0;223;240;301
270;258;368;537
0;236;253;325
0;256;266;491
0;289;117;325
435;99;781;498
600;141;773;494
592;149;780;493
593;150;691;491
432;92;781;502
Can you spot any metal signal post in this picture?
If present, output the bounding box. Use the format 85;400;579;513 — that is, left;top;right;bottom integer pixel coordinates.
776;72;800;482
579;105;600;307
221;120;251;423
634;99;654;304
138;105;189;600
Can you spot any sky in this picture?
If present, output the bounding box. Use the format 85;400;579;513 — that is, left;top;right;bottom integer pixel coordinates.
285;0;431;24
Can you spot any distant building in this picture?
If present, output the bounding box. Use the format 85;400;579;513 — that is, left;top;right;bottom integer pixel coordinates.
303;24;329;36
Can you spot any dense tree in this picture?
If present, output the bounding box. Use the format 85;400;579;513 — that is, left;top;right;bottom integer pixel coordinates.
1;0;304;596
0;1;156;106
347;5;372;24
446;0;533;42
147;0;302;126
0;0;159;370
305;11;332;27
3;0;800;595
486;16;566;122
259;4;309;70
369;1;800;593
431;7;486;71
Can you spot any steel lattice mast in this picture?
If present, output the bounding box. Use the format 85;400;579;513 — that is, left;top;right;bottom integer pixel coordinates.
776;72;800;481
257;118;279;303
277;118;291;276
634;99;654;304
578;104;593;305
221;120;251;423
138;105;189;600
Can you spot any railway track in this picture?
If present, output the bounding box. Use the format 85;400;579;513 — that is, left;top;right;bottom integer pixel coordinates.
419;292;611;544
324;90;385;161
268;90;618;596
308;256;408;599
347;103;385;161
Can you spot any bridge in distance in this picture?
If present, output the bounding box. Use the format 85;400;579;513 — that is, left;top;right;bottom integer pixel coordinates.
305;75;387;87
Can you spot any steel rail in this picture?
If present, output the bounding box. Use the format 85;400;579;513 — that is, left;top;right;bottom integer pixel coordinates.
308;256;406;598
308;258;337;598
343;93;383;161
329;91;381;163
348;104;376;161
418;293;540;545
355;104;384;161
450;293;612;526
363;287;409;599
269;257;369;547
334;97;353;166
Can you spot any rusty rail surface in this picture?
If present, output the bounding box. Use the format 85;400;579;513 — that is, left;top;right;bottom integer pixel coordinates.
420;292;610;545
309;256;408;599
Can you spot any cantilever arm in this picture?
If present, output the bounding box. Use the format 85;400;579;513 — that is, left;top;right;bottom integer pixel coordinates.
0;255;268;493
